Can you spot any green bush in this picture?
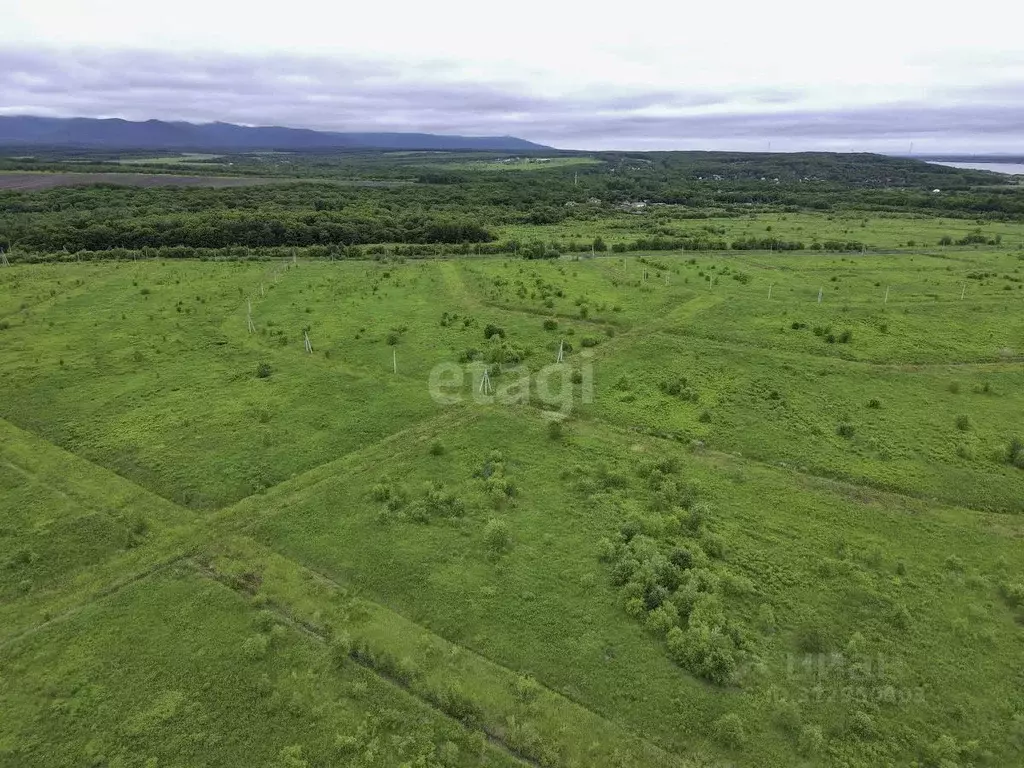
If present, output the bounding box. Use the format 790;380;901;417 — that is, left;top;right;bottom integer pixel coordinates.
796;623;829;653
547;420;565;441
666;624;738;685
645;602;680;636
998;581;1024;607
701;532;726;559
837;422;855;438
241;634;270;661
774;699;802;735
483;323;505;340
798;725;825;755
955;414;971;431
542;318;558;331
328;633;353;669
428;440;445;456
417;483;465;519
511;674;542;703
256;362;272;378
851;710;876;739
483;518;512;555
713;713;747;749
1008;437;1024;468
867;398;882;409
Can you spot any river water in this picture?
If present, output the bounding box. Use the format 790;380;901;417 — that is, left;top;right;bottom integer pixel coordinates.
928;161;1024;175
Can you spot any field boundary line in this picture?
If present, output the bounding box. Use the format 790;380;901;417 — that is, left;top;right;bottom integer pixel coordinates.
190;542;699;768
188;557;542;768
647;326;1024;369
0;552;194;652
589;415;1022;516
0;415;197;517
210;407;478;531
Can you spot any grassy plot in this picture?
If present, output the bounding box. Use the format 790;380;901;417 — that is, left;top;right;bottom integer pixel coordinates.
1;251;1023;767
0;568;521;768
496;212;1024;251
0;261;464;508
583;332;1024;511
197;534;695;767
224;406;1024;766
0;417;196;641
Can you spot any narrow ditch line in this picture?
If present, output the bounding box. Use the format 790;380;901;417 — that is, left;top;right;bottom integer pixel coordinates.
0;552;194;652
595;417;1019;515
211;548;686;766
188;559;543;768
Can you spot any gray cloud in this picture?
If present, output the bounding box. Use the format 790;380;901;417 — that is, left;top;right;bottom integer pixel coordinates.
1;48;1022;151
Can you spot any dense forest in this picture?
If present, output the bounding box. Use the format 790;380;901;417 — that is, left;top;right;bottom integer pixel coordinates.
1;149;1022;257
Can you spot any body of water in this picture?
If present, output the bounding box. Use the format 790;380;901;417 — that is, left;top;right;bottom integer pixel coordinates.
929;161;1024;175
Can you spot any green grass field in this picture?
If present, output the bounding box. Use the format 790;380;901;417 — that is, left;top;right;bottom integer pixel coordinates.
2;249;1023;767
498;212;1024;252
117;153;226;166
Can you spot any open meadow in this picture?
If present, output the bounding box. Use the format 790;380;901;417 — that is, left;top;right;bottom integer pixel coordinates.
2;243;1023;767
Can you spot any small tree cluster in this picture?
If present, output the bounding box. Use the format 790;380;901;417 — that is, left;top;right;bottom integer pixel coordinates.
483;518;512;557
596;464;750;685
1008;437;1024;469
661;376;700;402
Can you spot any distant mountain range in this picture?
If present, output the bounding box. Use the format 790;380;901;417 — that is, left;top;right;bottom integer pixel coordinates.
0;116;550;152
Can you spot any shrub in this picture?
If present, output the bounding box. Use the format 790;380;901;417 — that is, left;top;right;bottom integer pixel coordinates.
256;362;272;379
645;602;681;636
798;725;825;755
686;500;710;532
713;713;747;749
428;441;445;456
547;420;565;441
838;329;853;343
371;483;392;502
328;633;353;668
944;554;965;572
511;674;542;703
419;484;465;519
698;409;712;423
888;602;911;630
669;547;694;570
998;581;1024;607
483;518;512;556
385;331;400;345
542;318;558;331
837;422;855;438
701;532;726;560
851;710;876;739
955;414;971;431
774;700;802;735
796;623;829;653
867;398;881;409
1008;437;1024;468
666;624;738;685
580;335;600;347
483;323;505;340
241;634;270;661
947;381;961;394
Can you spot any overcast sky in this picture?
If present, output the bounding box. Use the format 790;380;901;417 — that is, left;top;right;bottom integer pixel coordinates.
1;0;1022;151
